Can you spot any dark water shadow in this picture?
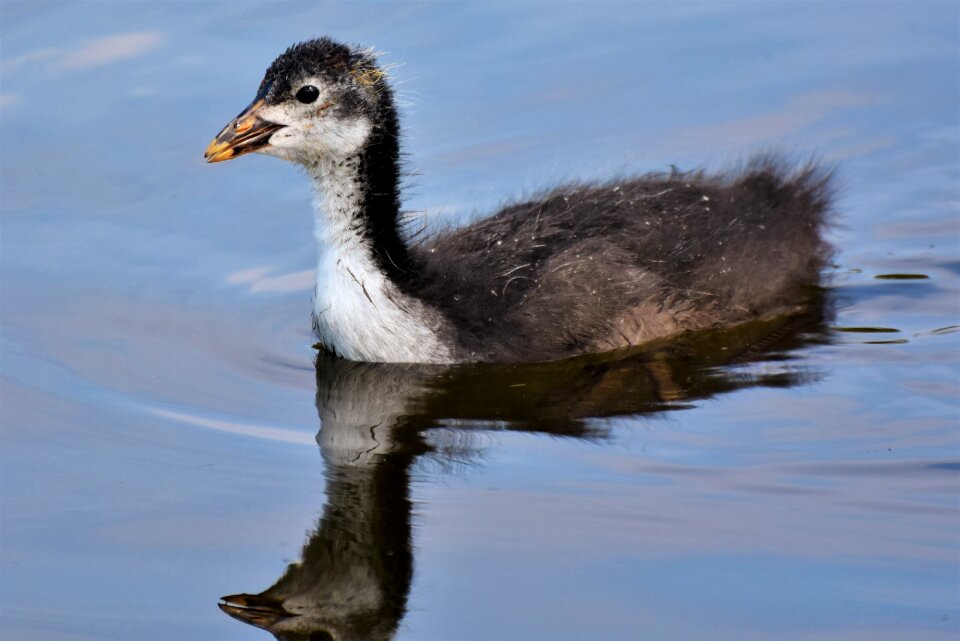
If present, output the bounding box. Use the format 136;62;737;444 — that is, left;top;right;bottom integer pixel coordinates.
219;302;829;641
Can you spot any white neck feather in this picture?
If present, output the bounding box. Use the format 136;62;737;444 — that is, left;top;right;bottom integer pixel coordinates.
309;159;456;363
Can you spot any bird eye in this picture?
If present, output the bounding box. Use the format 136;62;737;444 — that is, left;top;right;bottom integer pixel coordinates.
296;85;320;104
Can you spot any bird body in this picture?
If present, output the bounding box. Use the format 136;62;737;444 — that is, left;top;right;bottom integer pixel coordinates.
206;38;831;364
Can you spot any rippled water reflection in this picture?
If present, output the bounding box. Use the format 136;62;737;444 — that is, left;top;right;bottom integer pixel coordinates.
220;323;826;640
2;2;958;640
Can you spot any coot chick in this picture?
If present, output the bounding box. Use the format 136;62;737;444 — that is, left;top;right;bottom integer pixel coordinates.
205;37;832;363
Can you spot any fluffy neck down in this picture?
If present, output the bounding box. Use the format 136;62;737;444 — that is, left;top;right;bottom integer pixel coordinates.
309;157;456;363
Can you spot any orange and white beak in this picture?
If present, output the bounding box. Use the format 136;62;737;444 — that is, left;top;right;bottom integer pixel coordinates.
204;98;285;163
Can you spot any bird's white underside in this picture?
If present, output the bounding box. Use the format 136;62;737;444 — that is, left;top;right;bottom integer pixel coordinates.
309;158;456;364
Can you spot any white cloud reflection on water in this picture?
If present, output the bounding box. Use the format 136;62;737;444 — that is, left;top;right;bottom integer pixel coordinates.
149;408;315;445
60;31;165;70
226;266;315;293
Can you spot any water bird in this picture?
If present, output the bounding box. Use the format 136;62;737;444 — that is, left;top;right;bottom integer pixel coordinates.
205;37;832;364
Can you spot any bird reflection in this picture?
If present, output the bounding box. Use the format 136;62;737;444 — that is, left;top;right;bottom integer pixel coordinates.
219;307;827;640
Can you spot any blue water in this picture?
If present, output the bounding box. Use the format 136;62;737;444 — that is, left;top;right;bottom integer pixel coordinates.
2;2;958;640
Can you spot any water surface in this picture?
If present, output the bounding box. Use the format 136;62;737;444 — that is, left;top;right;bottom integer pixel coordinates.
2;2;958;640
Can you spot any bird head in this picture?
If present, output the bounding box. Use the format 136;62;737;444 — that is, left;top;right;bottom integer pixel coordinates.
205;38;391;166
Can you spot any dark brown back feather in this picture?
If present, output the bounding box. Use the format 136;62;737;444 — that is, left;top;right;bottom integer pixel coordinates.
413;158;832;361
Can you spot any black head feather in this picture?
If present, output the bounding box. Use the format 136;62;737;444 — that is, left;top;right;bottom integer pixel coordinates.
260;38;382;108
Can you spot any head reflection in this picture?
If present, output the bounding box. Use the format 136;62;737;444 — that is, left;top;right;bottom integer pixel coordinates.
220;309;826;640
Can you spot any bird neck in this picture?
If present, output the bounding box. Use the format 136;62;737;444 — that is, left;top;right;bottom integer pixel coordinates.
307;128;456;363
311;107;413;279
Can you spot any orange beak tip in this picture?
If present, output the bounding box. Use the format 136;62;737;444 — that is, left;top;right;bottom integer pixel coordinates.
204;139;234;163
